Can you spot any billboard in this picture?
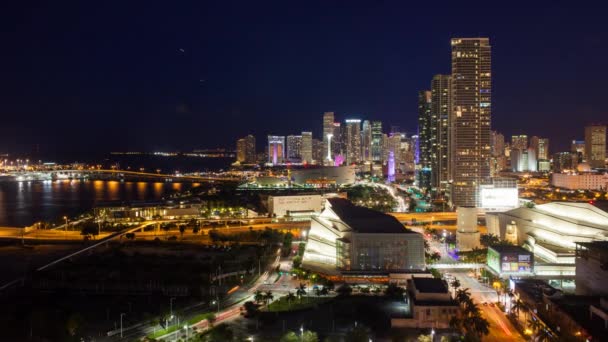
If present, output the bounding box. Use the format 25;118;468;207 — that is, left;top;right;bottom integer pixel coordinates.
480;187;518;209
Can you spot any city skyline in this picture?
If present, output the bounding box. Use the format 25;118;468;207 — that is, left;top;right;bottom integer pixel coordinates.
1;2;607;155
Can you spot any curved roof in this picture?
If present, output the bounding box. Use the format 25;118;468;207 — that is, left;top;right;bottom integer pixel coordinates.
325;198;412;234
534;202;608;227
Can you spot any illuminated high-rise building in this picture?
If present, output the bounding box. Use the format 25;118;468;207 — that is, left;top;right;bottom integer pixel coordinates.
585;124;607;168
286;135;302;162
491;131;505;157
236;134;256;164
511;135;528;151
361;120;372;161
449;38;492;207
371;121;383;162
267;135;285;165
417;90;433;189
344;119;362;164
301;132;313;164
332;122;342;159
323;112;335;164
431;75;451;191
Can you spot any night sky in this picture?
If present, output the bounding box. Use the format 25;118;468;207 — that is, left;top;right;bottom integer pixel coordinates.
1;1;606;156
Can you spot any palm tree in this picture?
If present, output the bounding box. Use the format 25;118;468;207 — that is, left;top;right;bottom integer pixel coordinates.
527;317;543;336
264;291;274;305
455;288;472;306
286;292;296;308
468;315;490;339
254;290;265;304
296;283;307;302
450;278;461;291
510;299;523;315
536;327;555;342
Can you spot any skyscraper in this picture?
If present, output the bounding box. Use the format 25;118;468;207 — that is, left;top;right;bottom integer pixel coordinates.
371;121;383;162
361;120;372;162
236;134;256;164
301;132;313;164
323;112;335;164
332;122;342;159
267;135;285;165
585;124;607;168
344;119;362;164
417;90;433;189
449;38;492;207
286;135;302;162
431;75;451;191
538;138;549;160
511;135;528;151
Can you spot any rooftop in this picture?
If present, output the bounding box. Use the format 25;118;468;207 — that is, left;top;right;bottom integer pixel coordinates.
326;198;411;234
412;277;449;294
489;245;531;254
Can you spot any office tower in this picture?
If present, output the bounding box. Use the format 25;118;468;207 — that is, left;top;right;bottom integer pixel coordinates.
286;135;302;162
538;138;549;160
332;122;342;159
323;112;335;163
236;134;256;164
301;132;313;164
450;38;492;207
381;133;389;163
267;135;285;165
527;147;537;172
312;138;323;163
511;135;528;151
571;139;585;166
388;134;402;166
553;152;576;172
417;90;433;189
361;120;372;161
491;131;505;157
431;75;451;191
585;124;607;168
371;121;383;162
344;119;362;164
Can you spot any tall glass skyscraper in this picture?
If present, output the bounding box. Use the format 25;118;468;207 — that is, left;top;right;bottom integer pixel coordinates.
449;38;492;207
371;121;383;162
431;75;451;191
344;119;362;165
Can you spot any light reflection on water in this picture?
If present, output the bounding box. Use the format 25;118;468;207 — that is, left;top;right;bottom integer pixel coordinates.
0;180;191;227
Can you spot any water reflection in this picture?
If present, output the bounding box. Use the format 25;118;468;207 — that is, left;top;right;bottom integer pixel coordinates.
0;180;193;227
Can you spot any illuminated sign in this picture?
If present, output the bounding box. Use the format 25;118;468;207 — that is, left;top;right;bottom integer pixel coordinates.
480;187;518;209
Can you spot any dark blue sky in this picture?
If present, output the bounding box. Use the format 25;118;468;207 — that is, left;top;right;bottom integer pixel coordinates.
1;1;606;156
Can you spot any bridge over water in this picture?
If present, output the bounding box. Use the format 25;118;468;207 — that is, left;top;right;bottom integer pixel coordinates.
8;169;241;182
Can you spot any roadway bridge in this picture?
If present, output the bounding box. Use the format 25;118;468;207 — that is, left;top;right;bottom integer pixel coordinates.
8;169;241;182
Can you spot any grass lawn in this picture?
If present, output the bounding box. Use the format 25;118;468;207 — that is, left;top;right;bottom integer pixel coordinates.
266;296;332;312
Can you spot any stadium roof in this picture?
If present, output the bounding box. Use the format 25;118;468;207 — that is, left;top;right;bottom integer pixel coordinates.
326;198;410;234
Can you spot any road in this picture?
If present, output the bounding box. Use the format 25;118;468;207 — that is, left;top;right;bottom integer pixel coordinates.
147;250;285;341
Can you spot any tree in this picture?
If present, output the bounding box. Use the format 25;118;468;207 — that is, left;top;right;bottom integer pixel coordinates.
535;327;555;342
254;290;265;304
384;284;405;299
417;335;432;342
243;301;259;317
345;325;371;342
125;232;135;240
450;278;461;291
527;317;543;335
336;284;352;296
80;222;98;239
264;290;274;305
296;283;307;300
66;313;84;337
179;225;186;237
286;292;296;308
292;255;302;269
202;323;233;342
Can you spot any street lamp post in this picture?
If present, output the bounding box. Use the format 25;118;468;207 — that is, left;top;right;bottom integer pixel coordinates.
120;313;126;338
170;297;176;318
183;324;188;340
300;325;304;342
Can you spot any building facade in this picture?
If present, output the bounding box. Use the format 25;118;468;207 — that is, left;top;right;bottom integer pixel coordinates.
431;75;451;191
449;38;492;207
267;135;285;165
301;131;313;164
323;112;335;164
236;134;256;164
417;90;433;189
585;124;607;168
344;119;362;164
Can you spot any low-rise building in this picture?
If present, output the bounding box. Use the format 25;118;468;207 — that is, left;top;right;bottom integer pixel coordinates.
267;194;323;218
486;245;534;278
391;277;459;329
551;172;608;190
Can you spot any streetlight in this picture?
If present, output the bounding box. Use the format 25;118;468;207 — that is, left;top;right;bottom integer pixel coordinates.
212;299;220;313
183;324;189;340
170;297;176;318
300;325;304;341
120;313;126;338
431;328;435;342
